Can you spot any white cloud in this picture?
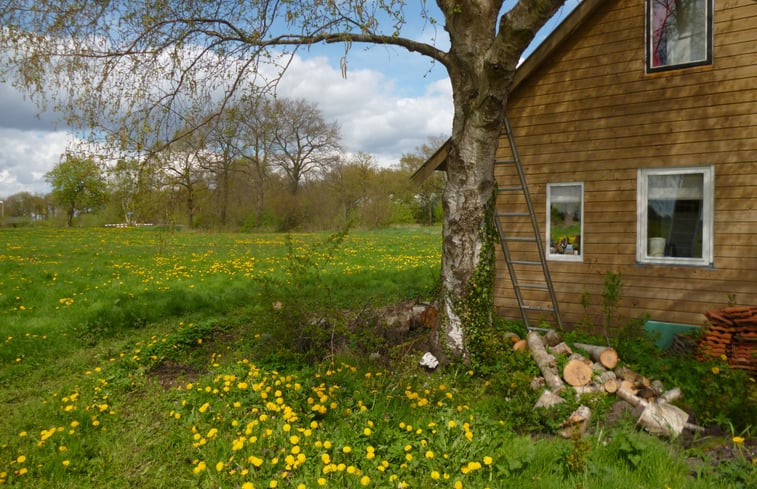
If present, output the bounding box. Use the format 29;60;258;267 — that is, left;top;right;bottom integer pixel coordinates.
0;128;72;196
277;54;452;166
0;49;454;198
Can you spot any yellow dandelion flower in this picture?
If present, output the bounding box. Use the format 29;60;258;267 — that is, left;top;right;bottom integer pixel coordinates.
431;470;441;480
733;436;745;444
242;483;255;489
360;475;371;486
712;367;720;375
483;455;493;465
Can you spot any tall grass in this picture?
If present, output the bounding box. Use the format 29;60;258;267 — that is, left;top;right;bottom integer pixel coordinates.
0;227;440;365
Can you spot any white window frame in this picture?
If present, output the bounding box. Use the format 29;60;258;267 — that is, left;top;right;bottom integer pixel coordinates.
546;182;584;263
636;166;714;266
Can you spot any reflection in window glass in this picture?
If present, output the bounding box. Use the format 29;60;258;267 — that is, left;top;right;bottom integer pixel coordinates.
646;173;704;258
648;0;711;71
547;183;583;260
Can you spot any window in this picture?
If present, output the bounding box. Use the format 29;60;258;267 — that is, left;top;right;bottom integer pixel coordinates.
647;0;712;72
637;167;713;266
547;183;583;262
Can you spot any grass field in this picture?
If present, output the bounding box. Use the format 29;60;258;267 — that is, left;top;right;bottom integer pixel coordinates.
0;227;754;488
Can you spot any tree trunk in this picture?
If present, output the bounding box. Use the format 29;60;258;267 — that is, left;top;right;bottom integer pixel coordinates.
440;128;499;355
436;0;565;358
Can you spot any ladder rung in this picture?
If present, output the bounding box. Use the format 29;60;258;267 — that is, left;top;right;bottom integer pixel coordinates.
515;283;549;290
511;260;542;266
495;159;515;165
503;237;537;242
522;305;556;312
496;212;529;217
497;185;523;192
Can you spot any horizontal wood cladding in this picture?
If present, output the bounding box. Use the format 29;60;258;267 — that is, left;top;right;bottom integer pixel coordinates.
494;0;757;327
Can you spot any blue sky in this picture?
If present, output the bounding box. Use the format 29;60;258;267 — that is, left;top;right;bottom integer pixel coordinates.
0;0;581;198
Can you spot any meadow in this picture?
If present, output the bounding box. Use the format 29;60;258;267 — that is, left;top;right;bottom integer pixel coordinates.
0;227;754;488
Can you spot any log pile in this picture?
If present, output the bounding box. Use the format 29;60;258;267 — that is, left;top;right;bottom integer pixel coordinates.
517;330;700;438
701;306;757;373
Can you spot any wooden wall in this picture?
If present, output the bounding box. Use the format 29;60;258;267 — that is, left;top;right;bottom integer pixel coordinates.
494;0;757;329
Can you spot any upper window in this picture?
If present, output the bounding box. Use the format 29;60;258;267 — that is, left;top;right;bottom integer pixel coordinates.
547;183;583;262
646;0;713;72
637;167;713;266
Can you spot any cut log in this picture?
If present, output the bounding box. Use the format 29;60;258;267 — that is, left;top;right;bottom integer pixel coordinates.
658;387;682;404
543;330;563;347
574;383;603;397
595;370;618;393
574;343;619;369
615;366;641;384
603;378;619;394
512;339;528;351
558;405;592;438
563;359;594;387
619;380;638;395
617;387;689;438
597;370;617;385
534;389;565;409
650;380;665;397
549;342;573;356
568;353;592;366
527;331;565;393
591;362;607;374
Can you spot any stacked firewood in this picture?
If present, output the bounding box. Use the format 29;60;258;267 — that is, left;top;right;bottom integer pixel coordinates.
512;330;700;439
701;306;757;373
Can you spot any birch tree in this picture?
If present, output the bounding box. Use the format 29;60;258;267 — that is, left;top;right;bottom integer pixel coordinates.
1;0;568;358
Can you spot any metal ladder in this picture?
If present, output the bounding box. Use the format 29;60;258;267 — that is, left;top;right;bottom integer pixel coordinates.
494;112;562;331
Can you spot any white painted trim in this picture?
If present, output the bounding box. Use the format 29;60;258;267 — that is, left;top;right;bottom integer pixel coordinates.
636;166;714;266
546;182;584;263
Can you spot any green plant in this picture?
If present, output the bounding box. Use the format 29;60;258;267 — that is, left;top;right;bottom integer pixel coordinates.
601;271;623;341
564;432;591;474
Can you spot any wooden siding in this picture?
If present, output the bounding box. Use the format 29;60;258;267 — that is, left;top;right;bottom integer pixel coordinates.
494;0;757;329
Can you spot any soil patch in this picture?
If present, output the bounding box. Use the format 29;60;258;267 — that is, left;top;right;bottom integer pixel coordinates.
149;361;203;389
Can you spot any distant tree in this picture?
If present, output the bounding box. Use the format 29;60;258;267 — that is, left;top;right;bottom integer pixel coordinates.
231;96;276;228
107;158;161;225
399;136;447;225
325;153;376;227
158;127;210;229
2;192;49;220
45;154;106;226
270;98;341;196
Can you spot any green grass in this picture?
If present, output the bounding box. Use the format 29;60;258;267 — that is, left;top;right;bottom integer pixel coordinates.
0;227;754;488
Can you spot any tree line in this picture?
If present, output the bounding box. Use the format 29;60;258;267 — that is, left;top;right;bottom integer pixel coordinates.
1;97;445;231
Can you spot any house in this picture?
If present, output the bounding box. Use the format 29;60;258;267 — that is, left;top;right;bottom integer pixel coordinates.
415;0;757;331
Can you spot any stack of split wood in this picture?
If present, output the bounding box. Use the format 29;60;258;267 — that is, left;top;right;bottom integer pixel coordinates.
514;330;700;439
701;306;757;373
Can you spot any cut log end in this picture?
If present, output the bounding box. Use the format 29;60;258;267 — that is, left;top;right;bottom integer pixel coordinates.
564;359;594;387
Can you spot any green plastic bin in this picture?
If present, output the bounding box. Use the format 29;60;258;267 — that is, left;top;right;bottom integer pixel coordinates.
643;320;699;350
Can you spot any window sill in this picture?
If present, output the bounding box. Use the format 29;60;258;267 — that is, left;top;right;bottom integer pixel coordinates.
548;254;583;263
